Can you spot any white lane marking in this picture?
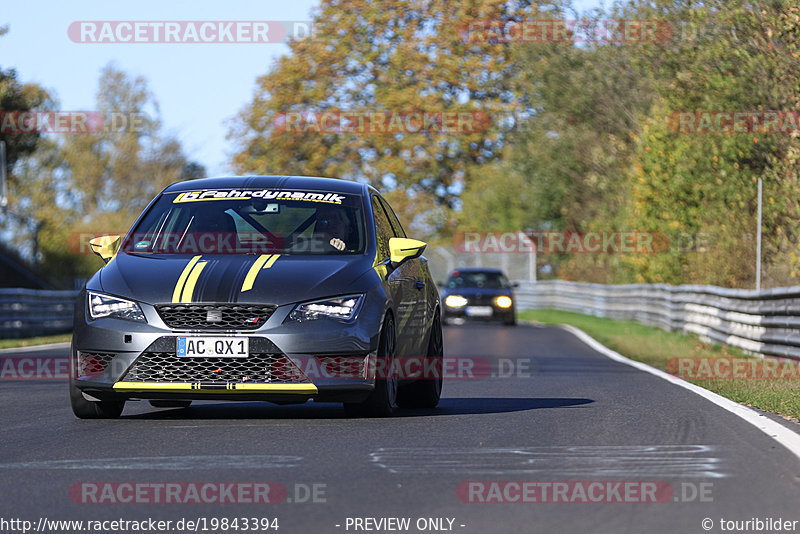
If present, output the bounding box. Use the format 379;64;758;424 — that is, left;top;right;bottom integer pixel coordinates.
557;324;800;463
371;445;724;477
0;455;301;470
0;342;70;354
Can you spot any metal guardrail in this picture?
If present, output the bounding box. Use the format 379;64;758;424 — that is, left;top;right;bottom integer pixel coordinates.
0;288;79;338
515;280;800;361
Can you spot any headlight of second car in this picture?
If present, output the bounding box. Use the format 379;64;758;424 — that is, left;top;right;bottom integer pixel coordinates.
288;294;365;323
88;291;146;323
495;296;513;309
444;295;468;308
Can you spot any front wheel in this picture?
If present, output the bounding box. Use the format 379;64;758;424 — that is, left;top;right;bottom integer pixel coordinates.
397;312;443;409
69;380;125;419
344;315;397;417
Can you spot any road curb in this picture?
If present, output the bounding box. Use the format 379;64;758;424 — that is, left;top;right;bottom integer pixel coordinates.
549;322;800;463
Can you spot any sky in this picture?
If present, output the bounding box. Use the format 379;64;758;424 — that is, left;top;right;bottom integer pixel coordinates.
1;0;602;176
0;0;320;175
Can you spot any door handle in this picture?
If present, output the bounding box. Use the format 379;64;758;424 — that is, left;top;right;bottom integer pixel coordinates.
415;281;426;290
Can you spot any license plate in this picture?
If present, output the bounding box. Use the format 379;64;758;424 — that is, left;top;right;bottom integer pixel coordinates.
177;337;249;358
466;306;493;317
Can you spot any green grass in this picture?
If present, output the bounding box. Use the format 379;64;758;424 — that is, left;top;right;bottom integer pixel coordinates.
520;309;800;421
0;333;72;350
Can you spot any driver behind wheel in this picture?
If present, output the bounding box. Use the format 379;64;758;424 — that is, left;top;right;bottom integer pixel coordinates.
315;206;353;251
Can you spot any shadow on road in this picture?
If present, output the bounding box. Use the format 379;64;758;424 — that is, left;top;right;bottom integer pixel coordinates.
403;396;594;416
120;396;593;420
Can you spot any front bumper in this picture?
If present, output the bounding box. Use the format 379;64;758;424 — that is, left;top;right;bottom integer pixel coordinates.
71;291;384;404
442;296;515;323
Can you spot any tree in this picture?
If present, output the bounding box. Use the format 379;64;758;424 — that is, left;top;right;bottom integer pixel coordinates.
459;5;658;282
63;64;191;218
460;0;800;287
9;64;204;285
229;0;566;213
0;24;47;181
621;0;800;287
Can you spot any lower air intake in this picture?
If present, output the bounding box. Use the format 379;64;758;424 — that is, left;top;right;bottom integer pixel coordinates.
123;351;309;384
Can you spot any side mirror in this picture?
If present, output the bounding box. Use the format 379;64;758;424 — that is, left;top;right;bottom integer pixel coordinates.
89;235;121;264
389;237;427;267
512;282;520;288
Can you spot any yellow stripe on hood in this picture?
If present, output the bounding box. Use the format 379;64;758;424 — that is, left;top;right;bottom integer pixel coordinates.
241;254;282;292
172;255;202;303
241;254;272;292
180;261;207;303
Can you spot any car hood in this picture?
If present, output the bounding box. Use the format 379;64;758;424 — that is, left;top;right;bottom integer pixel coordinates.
98;252;376;306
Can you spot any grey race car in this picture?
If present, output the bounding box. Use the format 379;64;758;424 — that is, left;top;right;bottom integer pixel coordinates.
70;176;442;418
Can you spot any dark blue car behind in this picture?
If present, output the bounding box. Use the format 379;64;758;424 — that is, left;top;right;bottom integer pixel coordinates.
440;267;516;326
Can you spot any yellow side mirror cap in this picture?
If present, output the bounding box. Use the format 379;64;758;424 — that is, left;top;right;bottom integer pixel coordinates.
389;237;427;265
89;235;121;263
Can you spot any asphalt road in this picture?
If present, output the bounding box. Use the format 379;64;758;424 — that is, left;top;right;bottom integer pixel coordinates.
2;323;800;534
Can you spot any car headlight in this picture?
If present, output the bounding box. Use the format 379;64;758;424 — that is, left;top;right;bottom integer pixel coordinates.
495;296;513;309
88;292;146;322
288;294;365;322
444;295;468;308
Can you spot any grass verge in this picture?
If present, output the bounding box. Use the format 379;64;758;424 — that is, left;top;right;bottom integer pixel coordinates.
0;333;72;350
520;309;800;421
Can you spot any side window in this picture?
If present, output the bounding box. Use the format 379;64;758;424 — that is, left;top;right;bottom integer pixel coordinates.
378;197;407;238
371;195;393;261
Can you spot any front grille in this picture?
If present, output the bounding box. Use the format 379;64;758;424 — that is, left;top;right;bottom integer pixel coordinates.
155;304;276;330
123;352;308;384
76;351;115;378
466;295;500;306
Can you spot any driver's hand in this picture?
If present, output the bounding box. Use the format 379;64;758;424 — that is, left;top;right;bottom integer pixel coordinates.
329;237;345;251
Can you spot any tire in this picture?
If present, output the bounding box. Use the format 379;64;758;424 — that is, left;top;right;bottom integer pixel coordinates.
69;380;125;419
503;316;517;326
149;400;192;408
397;312;443;409
344;315;397;417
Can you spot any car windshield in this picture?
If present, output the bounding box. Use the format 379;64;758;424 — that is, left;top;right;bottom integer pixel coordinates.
122;188;366;255
447;271;510;289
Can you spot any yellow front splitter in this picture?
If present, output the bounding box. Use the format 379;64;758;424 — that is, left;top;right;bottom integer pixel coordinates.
113;381;318;394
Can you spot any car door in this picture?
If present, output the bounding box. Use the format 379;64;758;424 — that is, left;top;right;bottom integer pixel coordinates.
371;195;415;359
377;195;428;355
